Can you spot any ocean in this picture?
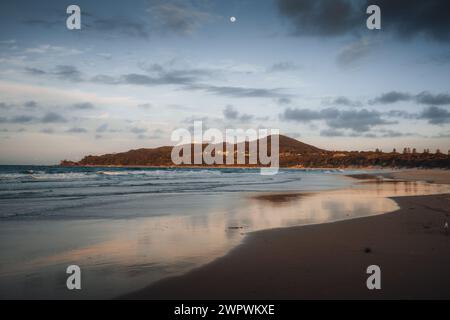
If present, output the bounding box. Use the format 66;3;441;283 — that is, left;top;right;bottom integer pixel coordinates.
0;166;352;220
1;166;449;299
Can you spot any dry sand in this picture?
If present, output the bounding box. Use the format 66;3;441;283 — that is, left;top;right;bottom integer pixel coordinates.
124;169;450;299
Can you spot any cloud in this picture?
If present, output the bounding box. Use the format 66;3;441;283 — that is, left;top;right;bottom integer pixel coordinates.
418;106;450;124
223;105;239;120
415;91;450;106
72;102;95;110
370;91;450;105
96;123;109;133
89;16;150;39
378;129;414;138
197;85;288;99
130;127;147;134
24;67;46;75
147;0;212;35
25;45;83;56
25;65;82;82
386;110;417;119
222;105;254;122
40;128;55;134
280;107;339;122
53;65;82;81
281;107;395;132
41;112;67;123
92;62;215;87
369;91;412;104
336;38;374;68
268;61;301;72
0;102;13;110
136;129;165;140
24;62;284;100
66;127;88;133
327;109;395;132
372;0;450;42
277;97;292;105
276;0;450;42
24;101;38;109
327;96;362;107
11;115;35;123
276;0;362;37
320;129;346;137
138;103;153;109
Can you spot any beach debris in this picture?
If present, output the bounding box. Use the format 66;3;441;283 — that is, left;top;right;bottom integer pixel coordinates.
445;221;449;235
228;226;244;230
364;247;372;253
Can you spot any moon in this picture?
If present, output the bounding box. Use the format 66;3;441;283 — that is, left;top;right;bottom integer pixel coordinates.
230;16;236;23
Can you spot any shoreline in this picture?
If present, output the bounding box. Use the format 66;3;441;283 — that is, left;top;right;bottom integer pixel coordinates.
122;169;450;299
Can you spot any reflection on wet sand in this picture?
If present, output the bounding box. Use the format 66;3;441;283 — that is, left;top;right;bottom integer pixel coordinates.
1;180;449;299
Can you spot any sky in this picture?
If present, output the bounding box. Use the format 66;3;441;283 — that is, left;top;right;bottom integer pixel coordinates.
0;0;449;164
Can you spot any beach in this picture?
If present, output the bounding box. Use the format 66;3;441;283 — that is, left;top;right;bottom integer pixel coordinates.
125;169;450;299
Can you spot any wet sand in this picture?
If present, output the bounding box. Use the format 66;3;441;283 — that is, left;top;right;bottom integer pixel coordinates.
124;169;450;299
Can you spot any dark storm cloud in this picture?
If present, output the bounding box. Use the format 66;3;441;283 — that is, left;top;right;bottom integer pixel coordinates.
371;0;450;42
418;106;450;124
370;91;450;105
281;107;394;132
276;0;362;37
276;0;450;42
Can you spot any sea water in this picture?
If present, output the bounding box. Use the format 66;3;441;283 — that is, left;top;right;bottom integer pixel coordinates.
0;166;448;299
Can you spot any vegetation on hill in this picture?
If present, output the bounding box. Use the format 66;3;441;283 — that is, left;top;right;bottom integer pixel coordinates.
60;135;450;169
